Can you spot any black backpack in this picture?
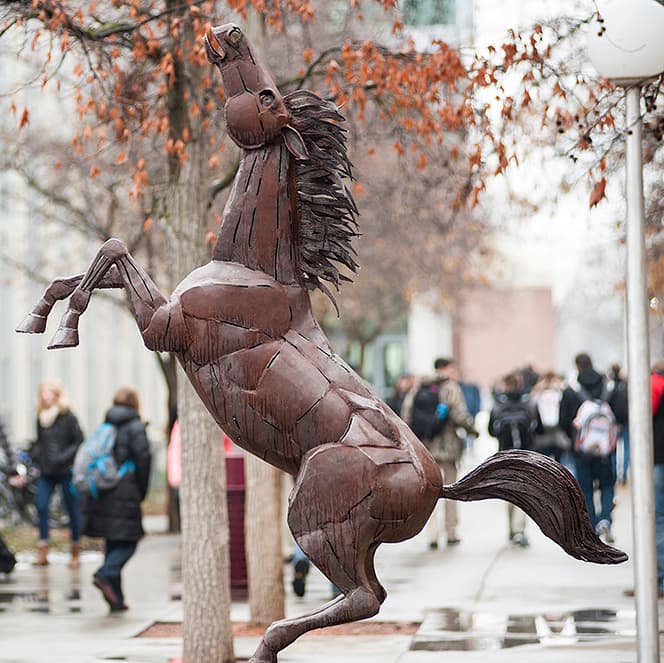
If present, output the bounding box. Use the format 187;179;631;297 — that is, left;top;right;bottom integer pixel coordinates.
0;534;16;574
410;381;447;441
491;395;535;450
608;380;628;425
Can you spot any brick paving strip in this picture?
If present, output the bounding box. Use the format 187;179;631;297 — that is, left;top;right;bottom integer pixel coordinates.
137;621;421;638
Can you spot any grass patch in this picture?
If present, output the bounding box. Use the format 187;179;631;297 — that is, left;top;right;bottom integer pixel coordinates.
4;524;103;554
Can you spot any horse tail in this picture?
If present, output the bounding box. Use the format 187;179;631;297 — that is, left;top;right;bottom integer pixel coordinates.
441;449;627;565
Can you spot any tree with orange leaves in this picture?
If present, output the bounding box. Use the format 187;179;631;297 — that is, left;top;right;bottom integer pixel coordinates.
1;3;661;661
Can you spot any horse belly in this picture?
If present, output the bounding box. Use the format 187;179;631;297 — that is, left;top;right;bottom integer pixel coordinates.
186;359;299;474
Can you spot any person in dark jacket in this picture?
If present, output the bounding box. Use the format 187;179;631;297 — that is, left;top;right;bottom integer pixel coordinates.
385;374;415;417
607;363;629;483
489;372;537;547
32;380;84;567
564;352;617;544
83;387;151;612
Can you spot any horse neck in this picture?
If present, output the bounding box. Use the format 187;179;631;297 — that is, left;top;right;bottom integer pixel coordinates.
213;142;300;285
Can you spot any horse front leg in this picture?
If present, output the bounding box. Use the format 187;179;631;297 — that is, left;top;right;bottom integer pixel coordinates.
45;238;167;349
16;267;124;335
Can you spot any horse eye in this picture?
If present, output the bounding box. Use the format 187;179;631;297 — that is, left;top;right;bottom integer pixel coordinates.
228;27;242;44
259;90;276;107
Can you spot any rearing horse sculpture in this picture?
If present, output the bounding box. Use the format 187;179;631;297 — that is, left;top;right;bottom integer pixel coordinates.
18;24;626;663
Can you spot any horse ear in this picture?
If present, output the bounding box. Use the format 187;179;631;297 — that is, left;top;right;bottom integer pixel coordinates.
283;125;309;160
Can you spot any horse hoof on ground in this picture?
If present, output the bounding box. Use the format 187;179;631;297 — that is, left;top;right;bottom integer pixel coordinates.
47;327;79;349
249;644;278;663
16;313;47;334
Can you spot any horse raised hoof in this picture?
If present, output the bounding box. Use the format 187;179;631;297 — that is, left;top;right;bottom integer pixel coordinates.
16;313;47;334
47;327;80;349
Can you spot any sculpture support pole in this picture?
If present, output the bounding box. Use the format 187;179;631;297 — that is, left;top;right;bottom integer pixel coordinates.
625;84;659;663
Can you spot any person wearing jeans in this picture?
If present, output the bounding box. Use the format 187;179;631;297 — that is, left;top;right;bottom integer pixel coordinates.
573;453;615;540
36;471;81;542
95;541;138;606
561;353;617;544
82;387;151;612
31;380;84;567
654;465;664;596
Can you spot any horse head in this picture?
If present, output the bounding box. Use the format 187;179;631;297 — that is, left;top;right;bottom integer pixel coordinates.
205;23;309;159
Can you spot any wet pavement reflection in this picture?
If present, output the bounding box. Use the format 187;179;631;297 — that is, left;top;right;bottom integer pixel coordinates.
411;606;635;651
0;559;87;615
0;584;83;614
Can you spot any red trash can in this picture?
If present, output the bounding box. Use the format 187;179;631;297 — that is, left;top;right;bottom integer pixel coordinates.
224;433;248;599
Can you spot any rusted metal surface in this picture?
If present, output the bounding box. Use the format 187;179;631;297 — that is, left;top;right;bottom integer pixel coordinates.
17;24;626;663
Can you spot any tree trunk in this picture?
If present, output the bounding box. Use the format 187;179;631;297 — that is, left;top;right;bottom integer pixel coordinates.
179;377;234;663
165;116;234;661
244;455;285;625
155;351;181;532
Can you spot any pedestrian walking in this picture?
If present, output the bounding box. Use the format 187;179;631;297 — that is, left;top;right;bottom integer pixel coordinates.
402;357;476;548
385;374;415;417
452;366;481;455
489;372;537;547
607;363;629;483
81;387;151;612
562;353;618;544
530;372;572;463
31;379;83;568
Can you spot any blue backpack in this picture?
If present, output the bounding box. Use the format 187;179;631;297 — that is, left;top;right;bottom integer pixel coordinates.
72;423;134;498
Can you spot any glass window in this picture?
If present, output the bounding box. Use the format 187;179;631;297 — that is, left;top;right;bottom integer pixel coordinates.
402;0;456;26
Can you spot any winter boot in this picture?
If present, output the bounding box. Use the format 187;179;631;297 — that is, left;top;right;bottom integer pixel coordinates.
33;542;49;567
68;542;81;569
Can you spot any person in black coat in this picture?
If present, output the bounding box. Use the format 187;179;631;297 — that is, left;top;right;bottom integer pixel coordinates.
82;387;151;612
563;352;617;544
32;380;84;567
488;372;537;547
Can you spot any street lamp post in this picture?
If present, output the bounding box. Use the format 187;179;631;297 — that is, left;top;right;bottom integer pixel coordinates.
587;2;664;662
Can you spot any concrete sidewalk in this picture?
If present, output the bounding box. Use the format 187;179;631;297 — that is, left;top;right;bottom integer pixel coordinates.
0;445;659;663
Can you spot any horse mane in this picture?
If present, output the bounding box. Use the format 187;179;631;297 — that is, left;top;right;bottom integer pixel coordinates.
283;90;359;307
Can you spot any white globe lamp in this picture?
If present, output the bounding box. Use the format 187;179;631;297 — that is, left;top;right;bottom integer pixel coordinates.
587;0;664;85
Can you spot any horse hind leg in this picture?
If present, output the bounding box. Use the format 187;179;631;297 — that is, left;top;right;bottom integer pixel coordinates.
250;446;385;663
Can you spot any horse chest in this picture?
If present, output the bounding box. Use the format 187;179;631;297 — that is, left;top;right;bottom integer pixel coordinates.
144;260;293;359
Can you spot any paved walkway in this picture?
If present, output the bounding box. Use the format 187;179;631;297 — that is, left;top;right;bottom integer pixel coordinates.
1;442;661;662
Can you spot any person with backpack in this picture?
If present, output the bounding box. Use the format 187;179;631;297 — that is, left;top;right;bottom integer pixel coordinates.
563;352;618;544
31;379;84;568
81;387;151;612
489;372;537;547
530;372;572;463
401;357;477;548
